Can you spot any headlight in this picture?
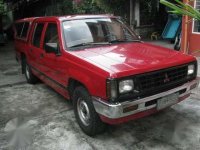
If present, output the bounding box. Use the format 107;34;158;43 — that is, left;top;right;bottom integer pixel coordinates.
119;80;134;94
188;64;195;75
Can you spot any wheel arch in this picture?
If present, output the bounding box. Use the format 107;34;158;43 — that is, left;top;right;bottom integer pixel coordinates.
68;78;90;99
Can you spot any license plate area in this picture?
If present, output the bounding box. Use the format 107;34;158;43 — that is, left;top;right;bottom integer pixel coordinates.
157;93;179;110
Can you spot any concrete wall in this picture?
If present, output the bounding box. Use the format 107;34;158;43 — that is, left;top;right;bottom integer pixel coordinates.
130;0;156;39
135;26;155;39
130;0;140;29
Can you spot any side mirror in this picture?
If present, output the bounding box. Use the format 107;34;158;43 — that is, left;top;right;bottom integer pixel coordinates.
45;43;60;55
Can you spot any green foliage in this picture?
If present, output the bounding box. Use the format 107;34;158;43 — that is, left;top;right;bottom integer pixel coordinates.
160;0;200;20
93;0;113;13
93;0;130;22
58;0;130;22
0;0;4;14
94;0;128;15
61;0;128;16
61;0;75;14
74;0;103;14
61;0;103;15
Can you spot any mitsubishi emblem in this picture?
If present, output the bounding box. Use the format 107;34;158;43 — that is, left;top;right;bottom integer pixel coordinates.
164;73;170;83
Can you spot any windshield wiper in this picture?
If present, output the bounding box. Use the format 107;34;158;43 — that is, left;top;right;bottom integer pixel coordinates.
109;39;141;43
70;40;141;48
70;42;110;48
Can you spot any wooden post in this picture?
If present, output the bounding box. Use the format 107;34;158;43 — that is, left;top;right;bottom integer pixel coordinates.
183;0;189;54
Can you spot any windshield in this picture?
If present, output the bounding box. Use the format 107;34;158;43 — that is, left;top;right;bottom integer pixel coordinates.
62;18;139;49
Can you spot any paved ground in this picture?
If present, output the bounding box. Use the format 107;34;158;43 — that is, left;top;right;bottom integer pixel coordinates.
0;41;200;150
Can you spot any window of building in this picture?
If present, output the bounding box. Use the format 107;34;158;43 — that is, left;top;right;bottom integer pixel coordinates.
32;23;45;48
193;0;200;33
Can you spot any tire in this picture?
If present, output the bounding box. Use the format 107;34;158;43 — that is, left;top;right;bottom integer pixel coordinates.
24;59;38;84
73;86;106;136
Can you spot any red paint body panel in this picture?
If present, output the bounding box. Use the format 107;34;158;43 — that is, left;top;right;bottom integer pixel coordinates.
14;15;197;124
72;42;195;78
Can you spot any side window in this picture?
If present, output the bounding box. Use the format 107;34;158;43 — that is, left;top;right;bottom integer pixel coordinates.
32;23;45;48
44;23;59;48
21;22;30;38
15;22;24;37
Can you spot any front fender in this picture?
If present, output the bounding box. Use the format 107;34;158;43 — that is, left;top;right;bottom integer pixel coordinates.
68;67;107;99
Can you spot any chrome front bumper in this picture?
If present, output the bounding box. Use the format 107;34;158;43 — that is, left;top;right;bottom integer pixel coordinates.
93;78;200;119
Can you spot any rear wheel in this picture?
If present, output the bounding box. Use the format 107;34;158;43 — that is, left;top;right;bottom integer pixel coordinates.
24;59;38;84
73;86;106;136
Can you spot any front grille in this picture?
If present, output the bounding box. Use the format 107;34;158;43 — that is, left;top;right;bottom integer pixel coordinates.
117;62;197;102
138;65;188;91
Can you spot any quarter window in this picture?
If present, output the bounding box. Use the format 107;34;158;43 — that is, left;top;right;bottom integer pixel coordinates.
15;22;30;39
193;0;200;32
32;23;45;48
21;22;30;38
15;23;24;37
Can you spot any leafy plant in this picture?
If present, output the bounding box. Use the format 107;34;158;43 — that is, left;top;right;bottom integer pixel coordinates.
74;0;103;14
56;0;130;23
0;0;4;14
160;0;200;20
60;0;103;14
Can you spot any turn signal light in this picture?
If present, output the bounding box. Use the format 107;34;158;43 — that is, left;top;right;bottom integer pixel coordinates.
123;105;138;113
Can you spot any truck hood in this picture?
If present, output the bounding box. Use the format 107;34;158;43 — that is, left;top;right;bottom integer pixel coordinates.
71;42;196;78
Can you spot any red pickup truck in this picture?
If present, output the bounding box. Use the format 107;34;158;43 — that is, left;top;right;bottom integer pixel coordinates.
14;15;199;136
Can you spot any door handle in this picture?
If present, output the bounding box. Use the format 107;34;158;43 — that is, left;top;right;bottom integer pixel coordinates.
40;53;44;58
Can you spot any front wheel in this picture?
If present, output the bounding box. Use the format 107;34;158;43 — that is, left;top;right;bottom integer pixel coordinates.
73;86;106;136
24;60;38;84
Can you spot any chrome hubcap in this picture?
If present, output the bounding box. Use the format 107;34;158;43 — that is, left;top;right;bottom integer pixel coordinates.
26;64;30;79
77;98;90;126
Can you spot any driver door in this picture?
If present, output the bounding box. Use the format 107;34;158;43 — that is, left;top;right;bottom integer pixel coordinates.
41;22;67;89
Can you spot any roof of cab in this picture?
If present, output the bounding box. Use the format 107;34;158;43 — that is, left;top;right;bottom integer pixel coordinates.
15;14;116;23
58;14;116;21
15;17;38;23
